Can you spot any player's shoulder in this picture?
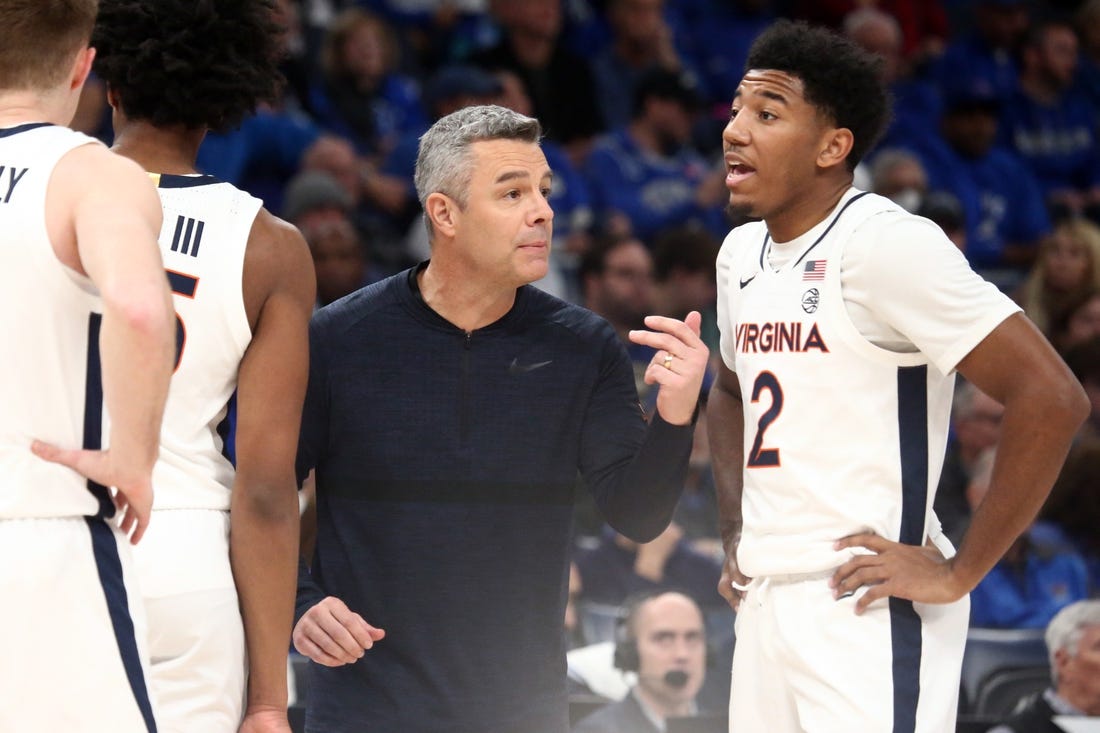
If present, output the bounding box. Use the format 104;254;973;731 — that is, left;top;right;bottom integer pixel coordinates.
245;207;315;293
847;191;948;243
53;143;161;221
249;207;308;253
57;140;149;185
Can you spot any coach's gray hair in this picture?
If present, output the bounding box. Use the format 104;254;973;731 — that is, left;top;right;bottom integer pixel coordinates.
1046;600;1100;684
414;104;542;241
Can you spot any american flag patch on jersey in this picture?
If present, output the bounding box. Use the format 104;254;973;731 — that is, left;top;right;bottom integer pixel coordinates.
802;260;826;281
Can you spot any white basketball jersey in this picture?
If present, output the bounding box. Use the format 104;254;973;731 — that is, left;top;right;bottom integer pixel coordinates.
719;191;970;578
0;124;107;519
149;174;259;511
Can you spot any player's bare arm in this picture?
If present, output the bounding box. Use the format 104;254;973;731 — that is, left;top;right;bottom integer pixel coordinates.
707;362;751;611
231;210;315;731
832;313;1088;613
35;144;172;543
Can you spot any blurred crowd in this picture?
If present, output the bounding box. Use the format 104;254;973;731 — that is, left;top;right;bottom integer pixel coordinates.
72;0;1100;640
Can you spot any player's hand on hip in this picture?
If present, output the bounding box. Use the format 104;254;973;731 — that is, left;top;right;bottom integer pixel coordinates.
238;709;292;733
30;440;153;544
293;596;385;667
628;311;710;425
830;532;964;614
719;551;752;612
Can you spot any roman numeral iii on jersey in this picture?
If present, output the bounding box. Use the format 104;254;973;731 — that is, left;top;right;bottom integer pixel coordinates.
170;215;205;257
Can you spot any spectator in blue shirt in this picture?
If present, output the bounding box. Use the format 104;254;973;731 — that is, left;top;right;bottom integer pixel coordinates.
584;68;728;243
1001;18;1100;220
966;446;1090;629
901;75;1051;275
969;530;1090;629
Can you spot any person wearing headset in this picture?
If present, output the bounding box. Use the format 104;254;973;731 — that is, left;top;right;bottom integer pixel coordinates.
573;591;708;733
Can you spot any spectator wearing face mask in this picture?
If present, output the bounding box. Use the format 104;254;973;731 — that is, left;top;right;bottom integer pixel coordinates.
868;147;928;213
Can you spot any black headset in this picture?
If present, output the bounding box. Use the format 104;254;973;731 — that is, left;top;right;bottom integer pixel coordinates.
613;589;711;672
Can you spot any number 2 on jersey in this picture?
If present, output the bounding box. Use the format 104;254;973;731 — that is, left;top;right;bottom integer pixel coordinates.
166;270;198;370
747;371;783;467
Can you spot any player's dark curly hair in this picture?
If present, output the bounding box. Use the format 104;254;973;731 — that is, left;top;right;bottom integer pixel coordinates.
91;0;283;133
744;20;891;170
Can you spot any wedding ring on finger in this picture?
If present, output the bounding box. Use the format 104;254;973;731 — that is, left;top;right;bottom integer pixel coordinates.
662;353;674;370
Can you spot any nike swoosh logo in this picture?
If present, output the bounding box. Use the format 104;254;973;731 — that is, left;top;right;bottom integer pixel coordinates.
739;274;757;289
508;358;553;375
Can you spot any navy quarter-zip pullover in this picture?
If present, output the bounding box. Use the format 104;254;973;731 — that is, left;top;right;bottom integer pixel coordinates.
295;265;694;733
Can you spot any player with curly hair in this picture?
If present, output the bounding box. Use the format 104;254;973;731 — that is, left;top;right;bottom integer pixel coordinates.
710;20;1087;732
0;2;175;731
92;2;315;731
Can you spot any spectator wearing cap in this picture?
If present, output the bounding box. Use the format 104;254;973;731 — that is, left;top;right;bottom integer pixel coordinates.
282;169;353;228
289;132;416;274
282;170;384;308
898;73;1050;278
583;68;728;243
196;110;328;214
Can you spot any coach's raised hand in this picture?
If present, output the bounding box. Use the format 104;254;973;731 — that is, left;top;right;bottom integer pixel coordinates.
629;310;710;425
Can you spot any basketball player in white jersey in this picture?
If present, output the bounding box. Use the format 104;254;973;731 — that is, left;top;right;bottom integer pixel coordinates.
0;1;176;731
707;21;1089;733
92;2;315;731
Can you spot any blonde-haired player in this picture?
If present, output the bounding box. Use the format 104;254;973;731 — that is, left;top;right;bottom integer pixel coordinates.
0;1;175;730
